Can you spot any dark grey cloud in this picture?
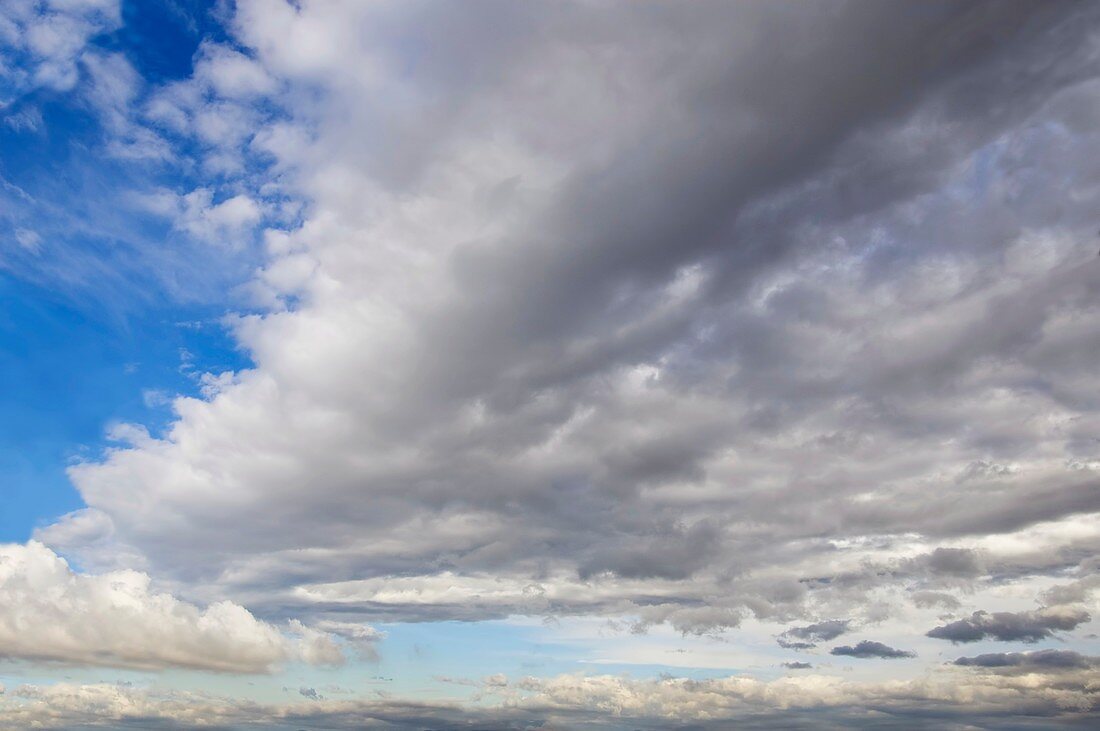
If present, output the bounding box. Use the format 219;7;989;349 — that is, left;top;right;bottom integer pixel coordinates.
830;641;916;659
954;650;1097;671
781;661;813;670
778;620;850;649
927;607;1091;644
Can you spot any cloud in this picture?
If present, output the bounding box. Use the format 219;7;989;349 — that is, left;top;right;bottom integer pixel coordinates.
193;42;277;100
910;591;962;610
954;650;1097;672
829;641;916;659
777;619;850;649
0;0;121;101
3;662;1099;730
920;547;986;578
927;607;1091;644
3;3;1098;726
312;620;384;661
0;541;341;672
172;189;262;247
13;228;40;252
42;1;1100;641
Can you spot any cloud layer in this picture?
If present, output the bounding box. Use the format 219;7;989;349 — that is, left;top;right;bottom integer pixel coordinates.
1;662;1097;730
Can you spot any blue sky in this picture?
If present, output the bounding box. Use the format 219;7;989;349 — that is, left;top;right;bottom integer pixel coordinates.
0;0;247;540
1;2;1099;729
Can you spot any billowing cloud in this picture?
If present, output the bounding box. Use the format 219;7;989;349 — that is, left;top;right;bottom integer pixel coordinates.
927;607;1091;644
0;541;342;672
829;641;916;660
4;5;1100;729
35;1;1100;644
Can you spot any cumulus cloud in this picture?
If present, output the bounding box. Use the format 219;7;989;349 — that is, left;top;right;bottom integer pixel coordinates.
829;641;916;660
927;607;1091;644
0;541;341;672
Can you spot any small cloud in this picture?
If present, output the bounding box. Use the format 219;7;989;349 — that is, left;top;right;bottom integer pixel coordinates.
777;619;850;649
830;641;916;659
142;389;172;408
782;661;812;669
14;228;41;252
483;673;508;688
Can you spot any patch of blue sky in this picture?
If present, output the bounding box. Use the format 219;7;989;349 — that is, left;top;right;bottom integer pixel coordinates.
108;1;231;85
0;1;263;539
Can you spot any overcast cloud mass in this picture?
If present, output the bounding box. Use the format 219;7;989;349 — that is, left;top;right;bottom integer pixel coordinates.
1;1;1100;728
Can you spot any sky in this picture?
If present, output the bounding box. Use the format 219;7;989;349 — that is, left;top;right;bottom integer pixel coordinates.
0;1;1099;729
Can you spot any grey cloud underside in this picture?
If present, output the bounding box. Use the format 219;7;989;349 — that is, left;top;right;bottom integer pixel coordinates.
45;0;1100;632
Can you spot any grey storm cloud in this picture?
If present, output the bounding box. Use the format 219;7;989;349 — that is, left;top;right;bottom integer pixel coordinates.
22;0;1100;649
927;607;1091;644
830;641;916;659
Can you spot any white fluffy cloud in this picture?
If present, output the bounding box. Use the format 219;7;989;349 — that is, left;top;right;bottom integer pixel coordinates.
0;541;344;672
